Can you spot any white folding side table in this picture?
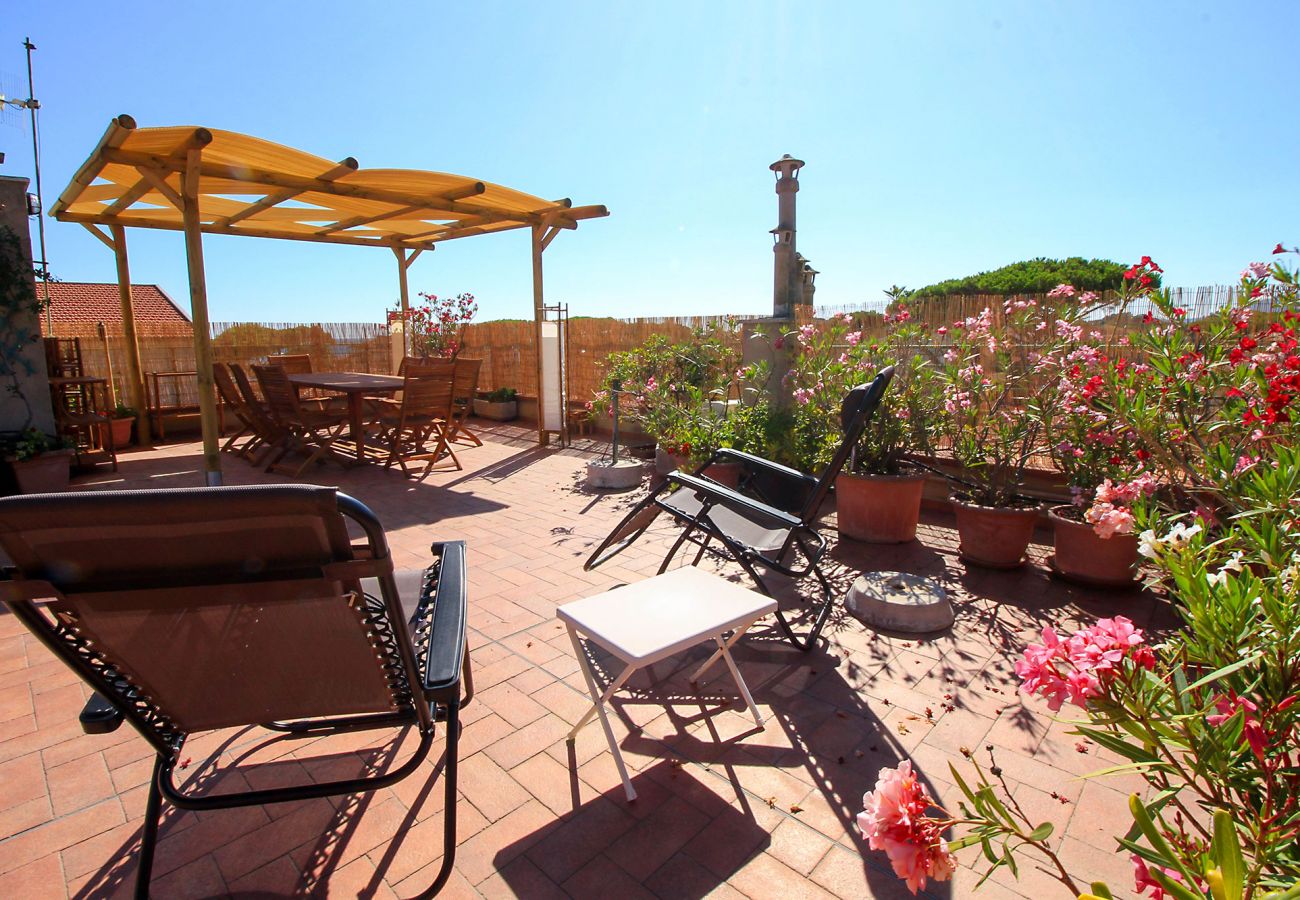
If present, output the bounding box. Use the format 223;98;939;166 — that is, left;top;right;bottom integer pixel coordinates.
557;566;778;801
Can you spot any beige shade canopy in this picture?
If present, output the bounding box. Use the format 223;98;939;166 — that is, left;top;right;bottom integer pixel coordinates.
52;116;606;249
51;116;606;482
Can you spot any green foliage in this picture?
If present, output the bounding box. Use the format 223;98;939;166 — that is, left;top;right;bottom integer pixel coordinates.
483;387;517;403
911;257;1137;299
2;428;70;461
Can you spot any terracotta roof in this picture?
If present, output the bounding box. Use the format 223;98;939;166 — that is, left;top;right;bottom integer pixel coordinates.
39;282;191;329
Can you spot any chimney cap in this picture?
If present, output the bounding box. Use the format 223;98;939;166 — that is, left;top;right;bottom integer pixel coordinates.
769;154;805;173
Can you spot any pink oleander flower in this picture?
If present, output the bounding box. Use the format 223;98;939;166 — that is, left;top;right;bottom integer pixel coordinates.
846;331;863;346
1207;694;1266;760
1047;283;1077;298
936;326;948;336
793;387;813;406
858;761;956;895
1134;855;1202;900
1079;291;1099;303
1016;617;1152;710
1085;501;1135;538
1242;261;1271;279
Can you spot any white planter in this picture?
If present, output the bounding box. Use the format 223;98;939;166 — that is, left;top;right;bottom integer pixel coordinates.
472;399;517;421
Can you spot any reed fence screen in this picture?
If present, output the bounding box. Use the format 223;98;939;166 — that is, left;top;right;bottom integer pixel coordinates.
46;285;1260;415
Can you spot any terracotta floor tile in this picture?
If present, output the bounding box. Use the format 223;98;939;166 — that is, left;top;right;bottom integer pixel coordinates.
0;431;1149;896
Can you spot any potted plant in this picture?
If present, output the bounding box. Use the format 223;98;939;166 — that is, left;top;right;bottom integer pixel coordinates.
473;387;518;421
102;403;136;448
391;291;478;360
937;301;1050;568
4;428;73;493
1036;282;1153;586
785;306;946;543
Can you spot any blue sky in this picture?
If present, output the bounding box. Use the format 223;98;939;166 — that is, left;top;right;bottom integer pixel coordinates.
3;2;1297;324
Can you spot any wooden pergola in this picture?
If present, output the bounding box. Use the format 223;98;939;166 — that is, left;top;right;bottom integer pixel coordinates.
52;115;608;484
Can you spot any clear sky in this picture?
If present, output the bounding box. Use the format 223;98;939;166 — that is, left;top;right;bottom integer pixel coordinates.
3;2;1297;324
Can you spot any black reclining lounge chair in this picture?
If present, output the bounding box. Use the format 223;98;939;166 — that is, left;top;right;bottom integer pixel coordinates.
585;367;894;651
0;485;471;899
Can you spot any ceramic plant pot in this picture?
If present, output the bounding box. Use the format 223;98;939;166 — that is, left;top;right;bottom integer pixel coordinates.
1048;505;1140;587
951;495;1042;569
836;471;926;543
471;399;517;421
11;450;72;494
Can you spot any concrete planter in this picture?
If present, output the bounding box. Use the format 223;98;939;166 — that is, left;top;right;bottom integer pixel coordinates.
472;399;517;421
586;459;644;491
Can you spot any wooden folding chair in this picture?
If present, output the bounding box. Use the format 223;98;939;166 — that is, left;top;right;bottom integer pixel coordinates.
372;366;460;480
253;364;353;477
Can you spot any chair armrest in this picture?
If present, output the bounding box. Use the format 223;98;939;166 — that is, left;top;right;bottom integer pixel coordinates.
416;541;469;702
669;472;803;530
712;448;818;487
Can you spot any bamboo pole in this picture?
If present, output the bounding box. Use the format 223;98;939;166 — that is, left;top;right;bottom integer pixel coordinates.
180;147;222;484
96;322;117;408
109;224;151;444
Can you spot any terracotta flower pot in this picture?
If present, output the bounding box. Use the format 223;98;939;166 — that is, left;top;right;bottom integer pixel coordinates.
836;471;925;543
10;451;72;494
951;495;1042;569
99;416;133;448
1048;506;1140;587
655;446;690;475
700;461;742;489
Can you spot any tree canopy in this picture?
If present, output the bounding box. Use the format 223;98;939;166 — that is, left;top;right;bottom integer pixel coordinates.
910;257;1138;298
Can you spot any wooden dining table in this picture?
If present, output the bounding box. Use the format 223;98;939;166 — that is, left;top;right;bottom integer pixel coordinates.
287;372;403;459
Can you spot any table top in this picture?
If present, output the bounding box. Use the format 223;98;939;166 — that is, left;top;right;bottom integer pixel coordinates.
558;567;777;665
287;372;404;394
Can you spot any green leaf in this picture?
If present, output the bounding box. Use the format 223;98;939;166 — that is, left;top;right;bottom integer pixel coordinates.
1184;652;1263;692
1088;883;1115;900
1261;884;1300;900
1149;867;1207;900
1128;795;1201;885
947;834;984;851
1210;810;1244;898
982;838;998;865
1027;822;1054;842
948;762;978;804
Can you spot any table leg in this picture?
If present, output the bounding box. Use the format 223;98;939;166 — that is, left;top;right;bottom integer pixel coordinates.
689;624;763;727
347;393;366;456
565;625;637;802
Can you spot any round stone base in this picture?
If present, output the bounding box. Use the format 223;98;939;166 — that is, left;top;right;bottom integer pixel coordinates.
845;571;953;634
586;459;644;491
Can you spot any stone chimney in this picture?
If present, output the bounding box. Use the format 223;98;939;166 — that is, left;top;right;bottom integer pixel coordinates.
769;155;804;318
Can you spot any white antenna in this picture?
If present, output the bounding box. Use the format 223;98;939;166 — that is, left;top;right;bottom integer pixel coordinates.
1;39;52;332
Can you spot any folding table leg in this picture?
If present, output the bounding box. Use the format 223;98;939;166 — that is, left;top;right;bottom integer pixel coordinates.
688;624;763;727
565;625;638;802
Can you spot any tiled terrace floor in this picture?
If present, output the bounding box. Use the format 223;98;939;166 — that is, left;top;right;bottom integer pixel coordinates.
0;422;1177;899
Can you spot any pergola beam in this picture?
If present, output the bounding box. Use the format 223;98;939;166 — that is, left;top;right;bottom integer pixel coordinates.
214;158;359;228
98;148;546;226
58;210;439;251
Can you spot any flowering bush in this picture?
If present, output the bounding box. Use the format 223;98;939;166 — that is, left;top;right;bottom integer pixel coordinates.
936;298;1058;507
393;291;478;359
595;319;778;464
859;248;1300;899
783;306;946;474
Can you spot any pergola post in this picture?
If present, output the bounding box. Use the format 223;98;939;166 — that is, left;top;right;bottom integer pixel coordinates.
180;143;222;485
108;224;151;445
531;225;546;446
393;246;423;362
